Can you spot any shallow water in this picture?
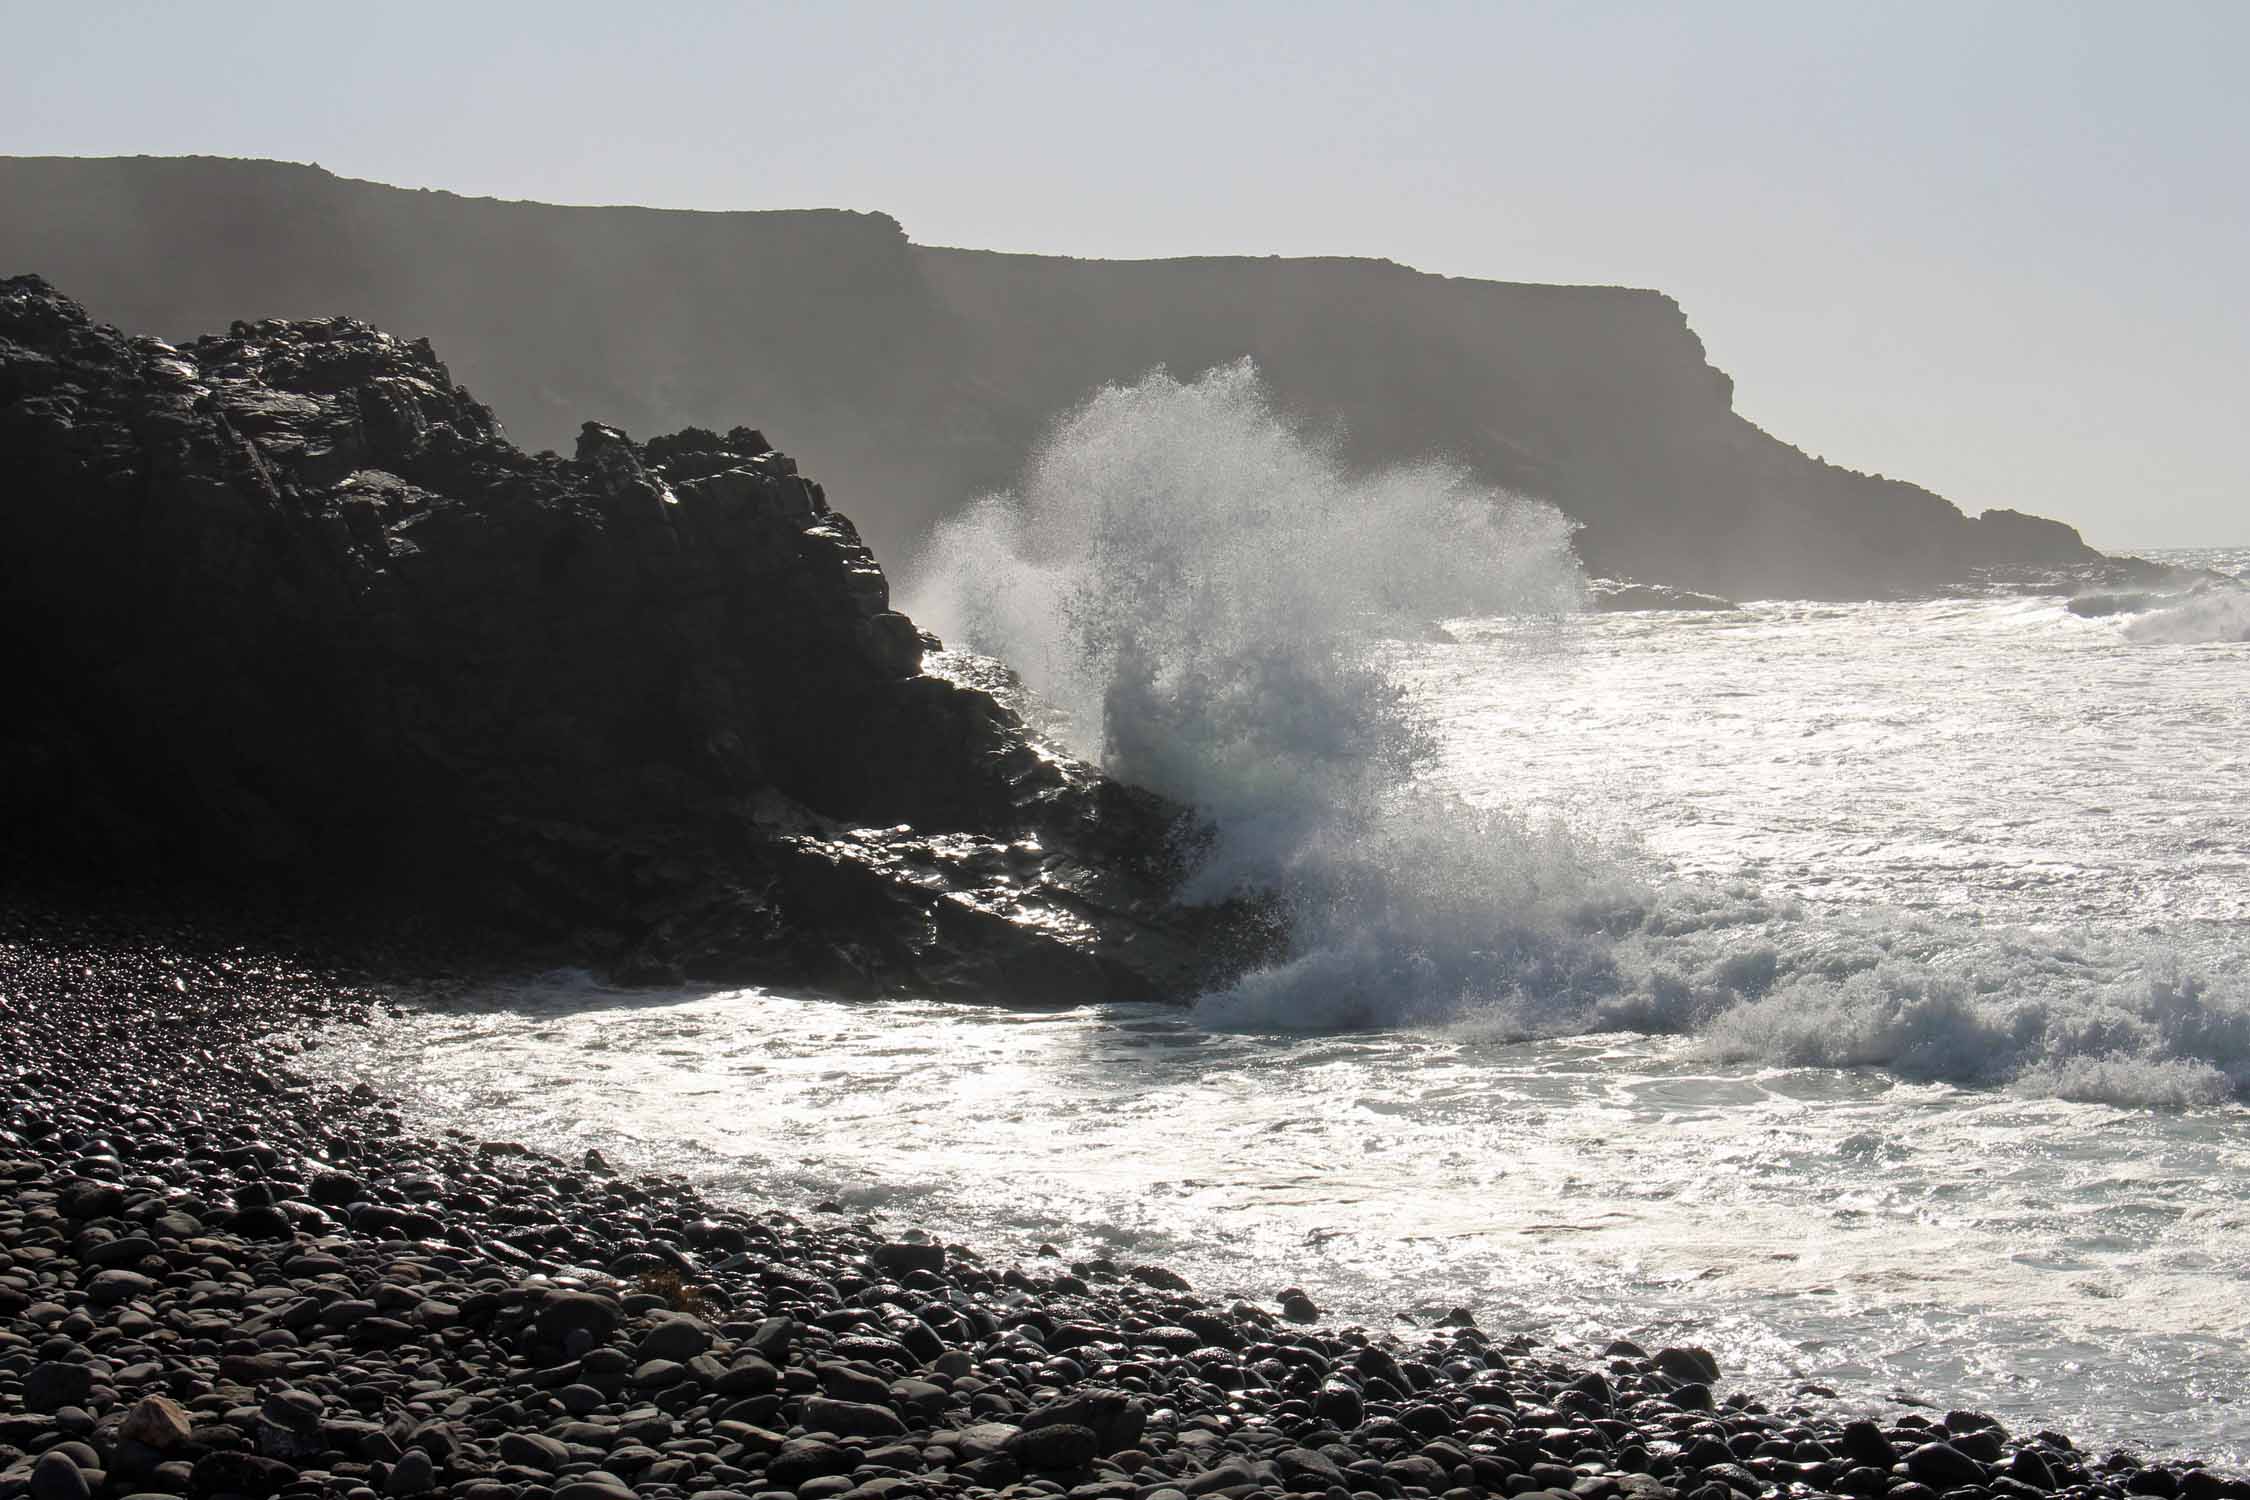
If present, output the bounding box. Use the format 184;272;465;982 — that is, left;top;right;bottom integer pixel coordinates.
327;982;2250;1464
323;547;2250;1465
1417;572;2250;945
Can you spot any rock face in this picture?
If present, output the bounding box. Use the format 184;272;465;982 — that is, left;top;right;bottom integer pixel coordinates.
0;155;2105;599
0;275;1253;998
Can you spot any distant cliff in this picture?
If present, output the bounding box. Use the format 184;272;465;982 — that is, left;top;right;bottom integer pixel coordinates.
0;276;1253;997
0;155;2101;597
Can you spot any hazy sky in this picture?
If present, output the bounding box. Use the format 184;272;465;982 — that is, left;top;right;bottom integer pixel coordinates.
7;0;2244;546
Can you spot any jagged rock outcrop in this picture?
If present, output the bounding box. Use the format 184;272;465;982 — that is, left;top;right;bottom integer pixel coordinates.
0;276;1261;997
0;155;2108;599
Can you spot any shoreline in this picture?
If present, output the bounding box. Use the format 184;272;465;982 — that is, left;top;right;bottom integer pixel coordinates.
2;911;2243;1500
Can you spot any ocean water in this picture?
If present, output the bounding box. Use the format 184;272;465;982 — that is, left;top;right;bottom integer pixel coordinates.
319;369;2250;1463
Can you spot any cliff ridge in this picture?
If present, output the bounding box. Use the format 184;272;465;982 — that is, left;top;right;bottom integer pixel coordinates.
0;155;2104;599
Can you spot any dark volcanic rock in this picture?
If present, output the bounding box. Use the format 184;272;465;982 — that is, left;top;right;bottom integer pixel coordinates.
1907;1440;1991;1490
1839;1418;1899;1469
23;1363;94;1411
0;276;1264;1000
1004;1423;1099;1471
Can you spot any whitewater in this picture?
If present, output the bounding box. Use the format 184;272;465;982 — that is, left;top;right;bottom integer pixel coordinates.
322;365;2250;1464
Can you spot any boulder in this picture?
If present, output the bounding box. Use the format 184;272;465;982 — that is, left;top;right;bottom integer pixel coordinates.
120;1396;193;1453
1006;1424;1100;1471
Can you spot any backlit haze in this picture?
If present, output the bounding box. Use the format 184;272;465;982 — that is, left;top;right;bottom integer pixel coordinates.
5;0;2243;547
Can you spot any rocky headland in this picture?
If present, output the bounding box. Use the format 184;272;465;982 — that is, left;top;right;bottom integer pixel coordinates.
0;156;2121;601
0;275;1262;999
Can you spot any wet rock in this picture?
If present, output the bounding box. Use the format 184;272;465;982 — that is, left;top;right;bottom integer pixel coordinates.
637;1315;714;1363
1905;1441;1988;1490
498;1433;569;1472
1128;1264;1191;1292
870;1241;945;1275
2007;1447;2059;1490
715;1355;780;1397
189;1450;299;1499
552;1477;637;1500
1275;1447;1347;1488
532;1291;623;1356
86;1236;159;1268
28;1453;92;1500
385;1449;437;1497
952;1423;1022;1460
1315;1380;1364;1428
1020;1390;1146;1457
744;1317;796;1363
1184;1460;1261;1495
1838;1421;1896;1470
766;1440;852;1489
308;1170;367;1205
1006;1424;1100;1471
25;1362;94;1411
254;1389;325;1461
817;1363;892;1405
800;1398;907;1439
632;1358;688;1390
1652;1347;1721;1385
120;1396;194;1453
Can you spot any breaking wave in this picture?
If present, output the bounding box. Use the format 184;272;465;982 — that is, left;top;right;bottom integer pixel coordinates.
904;362;2250;1107
2122;587;2250;644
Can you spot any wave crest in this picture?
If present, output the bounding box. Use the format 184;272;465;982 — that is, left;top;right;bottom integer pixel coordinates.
2122;588;2250;643
904;363;2250;1107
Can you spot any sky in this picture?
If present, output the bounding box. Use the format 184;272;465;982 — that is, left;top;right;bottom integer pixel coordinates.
5;0;2244;547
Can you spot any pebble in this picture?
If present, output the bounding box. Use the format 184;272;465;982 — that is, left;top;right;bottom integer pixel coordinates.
0;910;2241;1500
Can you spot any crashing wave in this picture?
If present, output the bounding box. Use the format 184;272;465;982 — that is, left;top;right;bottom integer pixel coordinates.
2067;576;2250;643
905;362;2250;1107
2121;587;2250;644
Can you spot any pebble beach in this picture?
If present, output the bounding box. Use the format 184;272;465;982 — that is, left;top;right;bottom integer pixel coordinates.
2;910;2240;1500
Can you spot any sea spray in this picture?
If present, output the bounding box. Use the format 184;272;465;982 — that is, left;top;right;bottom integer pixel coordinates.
905;367;2250;1100
2123;587;2250;644
904;360;1638;1025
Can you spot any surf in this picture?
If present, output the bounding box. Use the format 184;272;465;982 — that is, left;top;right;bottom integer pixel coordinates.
903;362;2250;1105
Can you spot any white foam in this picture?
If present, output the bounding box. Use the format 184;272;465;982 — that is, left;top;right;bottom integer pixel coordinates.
2020;1053;2234;1109
903;368;2250;1103
904;359;1604;1016
2123;587;2250;643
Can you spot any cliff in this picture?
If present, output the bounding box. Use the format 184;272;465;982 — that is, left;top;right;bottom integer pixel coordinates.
0;155;2101;598
0;275;1255;997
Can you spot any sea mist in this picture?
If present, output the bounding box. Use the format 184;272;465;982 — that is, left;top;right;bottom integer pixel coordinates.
905;360;1648;1028
906;361;2250;1103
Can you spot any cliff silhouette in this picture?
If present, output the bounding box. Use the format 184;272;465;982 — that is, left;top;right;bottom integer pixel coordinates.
0;155;2100;597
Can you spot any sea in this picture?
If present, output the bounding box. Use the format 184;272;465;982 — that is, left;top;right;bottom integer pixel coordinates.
321;364;2250;1465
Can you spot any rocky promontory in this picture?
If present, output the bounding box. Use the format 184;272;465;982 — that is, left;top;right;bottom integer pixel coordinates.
0;276;1259;998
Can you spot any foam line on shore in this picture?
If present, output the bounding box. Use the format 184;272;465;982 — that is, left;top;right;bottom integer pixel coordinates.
5;913;2246;1500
